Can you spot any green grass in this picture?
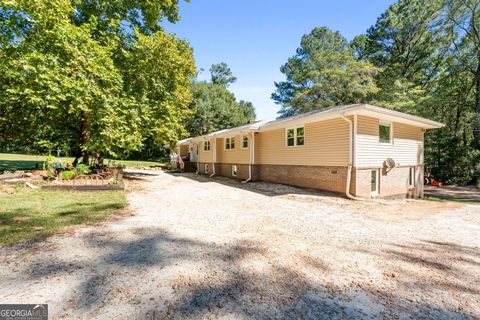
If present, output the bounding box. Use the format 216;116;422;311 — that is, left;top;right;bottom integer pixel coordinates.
424;195;480;205
0;188;127;246
0;153;167;171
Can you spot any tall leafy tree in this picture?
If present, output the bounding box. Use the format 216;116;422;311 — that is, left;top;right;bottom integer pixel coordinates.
209;62;237;87
442;0;480;146
188;64;256;136
364;0;446;111
0;0;195;163
272;27;379;117
363;0;480;184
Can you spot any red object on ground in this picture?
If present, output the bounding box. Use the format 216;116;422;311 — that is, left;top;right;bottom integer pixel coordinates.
431;179;443;187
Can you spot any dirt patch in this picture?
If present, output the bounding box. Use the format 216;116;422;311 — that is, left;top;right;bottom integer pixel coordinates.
0;170;478;319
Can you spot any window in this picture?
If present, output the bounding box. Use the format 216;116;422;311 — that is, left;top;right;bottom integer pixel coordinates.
232;165;237;176
287;129;295;146
296;127;304;146
203;140;210;151
225;137;235;150
286;127;304;147
371;170;378;194
205;163;209;174
242;135;248;149
379;122;391;144
409;167;415;186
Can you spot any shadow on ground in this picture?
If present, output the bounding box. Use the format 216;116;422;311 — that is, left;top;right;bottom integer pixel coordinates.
165;171;344;199
425;185;480;203
0;160;42;171
21;227;479;319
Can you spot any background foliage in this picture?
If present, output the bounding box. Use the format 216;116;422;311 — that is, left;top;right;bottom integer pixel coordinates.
187;63;256;137
273;0;480;184
0;0;195;163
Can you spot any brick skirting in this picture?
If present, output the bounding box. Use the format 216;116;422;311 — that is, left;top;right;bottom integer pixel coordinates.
188;162;424;199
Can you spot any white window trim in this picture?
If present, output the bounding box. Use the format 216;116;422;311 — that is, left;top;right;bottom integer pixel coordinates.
203;140;210;152
379;121;393;145
409;167;416;187
225;137;235;151
231;164;237;176
285;126;305;147
241;134;249;150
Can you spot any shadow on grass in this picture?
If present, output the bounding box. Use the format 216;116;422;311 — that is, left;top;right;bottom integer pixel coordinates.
0;160;42;170
0;192;126;246
20;228;479;319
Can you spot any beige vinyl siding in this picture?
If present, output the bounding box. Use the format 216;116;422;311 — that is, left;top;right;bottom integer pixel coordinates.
255;118;349;166
216;134;250;164
200;139;214;163
356;116;424;167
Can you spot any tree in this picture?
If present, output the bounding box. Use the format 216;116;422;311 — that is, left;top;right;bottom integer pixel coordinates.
362;0;480;184
364;0;446;111
209;62;237;87
272;27;379;118
0;0;195;163
238;100;256;122
441;0;480;146
187;63;256;136
188;82;255;136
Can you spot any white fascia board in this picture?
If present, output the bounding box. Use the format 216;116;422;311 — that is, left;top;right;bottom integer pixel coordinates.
347;105;444;129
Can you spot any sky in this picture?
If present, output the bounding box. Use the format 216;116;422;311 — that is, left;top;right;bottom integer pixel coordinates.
163;0;395;121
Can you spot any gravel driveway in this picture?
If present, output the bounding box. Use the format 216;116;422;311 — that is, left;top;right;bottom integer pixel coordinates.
0;170;479;319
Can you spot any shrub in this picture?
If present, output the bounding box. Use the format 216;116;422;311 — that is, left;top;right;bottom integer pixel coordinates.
61;170;76;180
108;178;119;185
75;163;91;175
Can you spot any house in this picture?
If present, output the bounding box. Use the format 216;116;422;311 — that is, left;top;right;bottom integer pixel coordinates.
174;104;443;199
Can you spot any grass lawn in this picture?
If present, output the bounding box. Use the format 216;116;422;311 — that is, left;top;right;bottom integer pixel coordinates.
0;188;127;246
424;195;480;205
0;153;167;171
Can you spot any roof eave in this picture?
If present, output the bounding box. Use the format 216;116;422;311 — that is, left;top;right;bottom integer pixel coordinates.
349;104;444;129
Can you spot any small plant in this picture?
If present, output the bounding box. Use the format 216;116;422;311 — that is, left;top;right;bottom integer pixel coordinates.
166;168;183;173
75;163;91;175
44;155;63;178
108;178;119;185
61;170;76;180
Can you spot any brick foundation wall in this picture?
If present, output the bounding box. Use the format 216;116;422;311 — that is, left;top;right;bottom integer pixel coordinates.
187;162;423;199
353;165;424;199
183;161;197;173
215;163;250;180
197;162;213;175
253;164;348;194
197;163;250;180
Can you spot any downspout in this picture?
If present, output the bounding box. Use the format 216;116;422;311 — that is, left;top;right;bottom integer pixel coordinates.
195;142;200;174
242;131;253;183
340;115;364;201
210;137;216;177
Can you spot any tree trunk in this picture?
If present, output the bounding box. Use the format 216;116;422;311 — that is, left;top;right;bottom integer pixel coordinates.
73;112;90;166
474;63;480;147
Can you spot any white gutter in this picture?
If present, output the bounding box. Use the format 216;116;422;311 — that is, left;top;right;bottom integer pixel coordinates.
340;114;364;201
194;142;199;174
210;138;216;177
242;132;254;183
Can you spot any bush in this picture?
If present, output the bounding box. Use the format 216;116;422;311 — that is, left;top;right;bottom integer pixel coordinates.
75;163;91;175
61;170;76;180
108;178;119;185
